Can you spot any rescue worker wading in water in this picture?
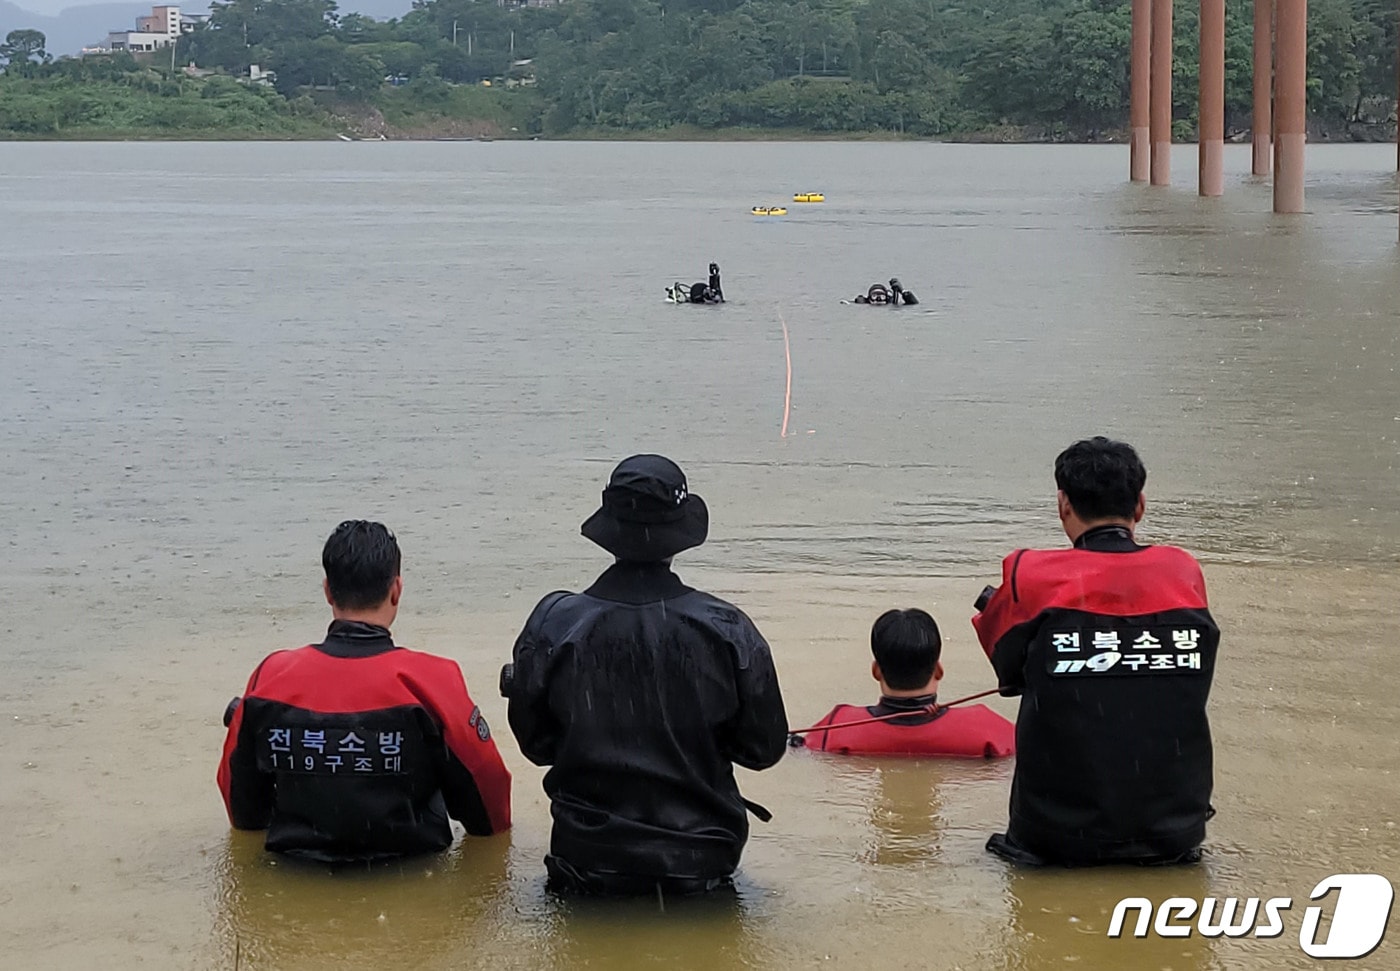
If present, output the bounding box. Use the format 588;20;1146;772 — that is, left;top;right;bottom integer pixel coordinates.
973;437;1220;866
799;608;1015;758
217;521;512;863
502;454;789;897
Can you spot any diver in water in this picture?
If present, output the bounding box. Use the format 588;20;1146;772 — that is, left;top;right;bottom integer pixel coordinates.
852;279;918;306
667;262;724;304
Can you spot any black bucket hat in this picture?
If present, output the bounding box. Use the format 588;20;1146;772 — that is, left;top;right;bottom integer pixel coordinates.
581;454;709;561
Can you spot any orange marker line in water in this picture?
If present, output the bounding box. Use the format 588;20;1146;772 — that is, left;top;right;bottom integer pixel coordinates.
779;312;792;439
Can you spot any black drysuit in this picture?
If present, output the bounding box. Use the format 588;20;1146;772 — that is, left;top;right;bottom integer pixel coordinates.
506;562;788;887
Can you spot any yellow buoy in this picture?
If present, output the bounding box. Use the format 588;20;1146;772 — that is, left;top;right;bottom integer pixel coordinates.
751;206;788;216
793;192;825;203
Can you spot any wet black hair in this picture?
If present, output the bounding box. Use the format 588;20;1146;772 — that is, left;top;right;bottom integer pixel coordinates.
322;520;401;610
1054;436;1147;522
871;608;942;691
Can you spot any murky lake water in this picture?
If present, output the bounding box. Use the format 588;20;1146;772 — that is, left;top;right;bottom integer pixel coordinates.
1;141;1398;970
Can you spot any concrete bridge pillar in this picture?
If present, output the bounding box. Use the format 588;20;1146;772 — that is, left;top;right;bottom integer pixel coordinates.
1273;0;1306;212
1199;0;1225;195
1253;0;1273;175
1130;0;1151;181
1150;0;1173;185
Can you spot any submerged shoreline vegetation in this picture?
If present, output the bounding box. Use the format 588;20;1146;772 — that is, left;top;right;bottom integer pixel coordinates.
0;0;1397;141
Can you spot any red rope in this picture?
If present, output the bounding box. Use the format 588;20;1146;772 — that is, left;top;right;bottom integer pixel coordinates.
778;311;792;439
788;687;1003;735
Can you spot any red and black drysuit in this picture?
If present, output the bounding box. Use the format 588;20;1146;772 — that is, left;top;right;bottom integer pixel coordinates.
972;525;1219;865
800;695;1015;757
218;620;512;863
506;562;789;894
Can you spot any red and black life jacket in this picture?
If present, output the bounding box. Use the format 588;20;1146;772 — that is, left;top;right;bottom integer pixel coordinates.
972;527;1219;864
801;700;1015;758
217;620;512;863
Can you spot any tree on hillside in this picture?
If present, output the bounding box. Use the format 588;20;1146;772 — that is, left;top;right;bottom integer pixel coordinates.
266;32;382;94
2;29;50;69
8;0;1396;139
186;0;340;73
1047;1;1130;132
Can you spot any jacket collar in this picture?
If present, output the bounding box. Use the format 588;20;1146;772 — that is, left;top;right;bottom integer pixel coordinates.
869;693;946;725
317;619;397;659
584;561;695;605
1073;524;1144;552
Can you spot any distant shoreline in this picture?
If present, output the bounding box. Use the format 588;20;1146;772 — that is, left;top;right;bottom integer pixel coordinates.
0;128;1133;144
5;124;1389;144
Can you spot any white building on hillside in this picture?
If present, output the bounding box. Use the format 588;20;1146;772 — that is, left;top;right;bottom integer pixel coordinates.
107;5;189;53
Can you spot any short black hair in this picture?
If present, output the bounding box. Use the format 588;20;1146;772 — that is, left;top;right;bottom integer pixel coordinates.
1054;436;1147;522
322;520;401;610
871;608;942;691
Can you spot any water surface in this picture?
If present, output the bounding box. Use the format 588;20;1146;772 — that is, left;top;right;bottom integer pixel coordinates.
1;141;1398;970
